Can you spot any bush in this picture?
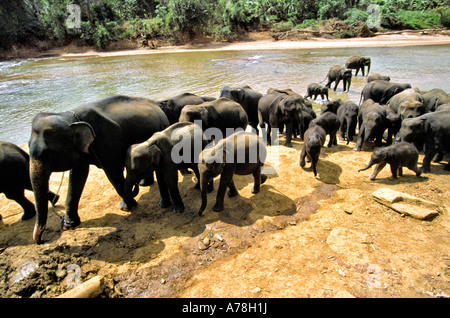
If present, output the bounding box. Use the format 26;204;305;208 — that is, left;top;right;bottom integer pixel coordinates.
439;7;450;27
398;9;442;29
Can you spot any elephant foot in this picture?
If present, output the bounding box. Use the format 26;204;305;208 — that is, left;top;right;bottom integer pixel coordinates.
261;174;267;184
61;216;81;231
21;210;36;221
300;160;306;167
120;199;137;212
159;199;171;209
212;204;224;212
172;205;184;213
285;142;293;148
388;176;397;181
33;224;46;244
228;189;238;197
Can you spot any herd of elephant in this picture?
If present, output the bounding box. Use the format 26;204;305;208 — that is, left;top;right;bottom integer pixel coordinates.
1;55;450;245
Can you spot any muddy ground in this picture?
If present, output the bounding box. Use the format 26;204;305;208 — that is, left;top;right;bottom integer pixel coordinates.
0;123;449;299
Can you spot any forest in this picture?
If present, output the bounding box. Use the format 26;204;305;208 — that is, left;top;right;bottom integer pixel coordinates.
1;0;449;50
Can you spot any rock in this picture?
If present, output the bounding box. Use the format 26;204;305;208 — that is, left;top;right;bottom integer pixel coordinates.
57;276;104;298
250;287;261;293
372;188;441;220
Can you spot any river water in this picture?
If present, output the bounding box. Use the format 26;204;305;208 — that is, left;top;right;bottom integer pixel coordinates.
1;44;449;145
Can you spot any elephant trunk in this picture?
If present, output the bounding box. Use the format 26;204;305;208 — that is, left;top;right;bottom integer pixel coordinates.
358;161;374;172
198;170;210;216
30;159;52;244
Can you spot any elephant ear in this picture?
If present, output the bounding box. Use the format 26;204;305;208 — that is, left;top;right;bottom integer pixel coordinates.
147;144;162;167
70;122;96;154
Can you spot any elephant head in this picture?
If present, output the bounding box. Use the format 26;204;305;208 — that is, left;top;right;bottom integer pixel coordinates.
399;117;426;150
124;140;160;206
398;100;425;119
381;83;412;105
220;86;244;104
339;68;353;92
197;145;228;216
29;113;95;243
343;103;359;144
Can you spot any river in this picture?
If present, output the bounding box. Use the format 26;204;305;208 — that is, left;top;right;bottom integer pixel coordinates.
0;44;449;145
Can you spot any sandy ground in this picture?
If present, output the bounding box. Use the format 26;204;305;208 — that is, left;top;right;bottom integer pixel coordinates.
0;34;449;299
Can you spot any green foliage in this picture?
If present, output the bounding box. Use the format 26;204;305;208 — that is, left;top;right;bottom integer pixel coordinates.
0;0;448;50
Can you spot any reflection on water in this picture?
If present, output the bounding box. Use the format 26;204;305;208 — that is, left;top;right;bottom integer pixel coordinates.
0;45;449;144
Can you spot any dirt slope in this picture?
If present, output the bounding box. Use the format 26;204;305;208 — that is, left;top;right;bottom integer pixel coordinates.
0;133;449;298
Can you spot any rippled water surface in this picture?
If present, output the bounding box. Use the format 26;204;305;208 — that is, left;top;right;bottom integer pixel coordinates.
1;44;449;144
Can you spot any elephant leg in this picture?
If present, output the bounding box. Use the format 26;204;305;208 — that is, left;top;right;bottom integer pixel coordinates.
213;165;234;212
5;190;36;220
389;163;399;180
155;169;171;208
192;165;201;189
284;122;293;147
369;162;386;180
63;162;90;229
251;166;262;194
333;79;340;91
165;170;184;213
300;147;307;167
228;179;238;197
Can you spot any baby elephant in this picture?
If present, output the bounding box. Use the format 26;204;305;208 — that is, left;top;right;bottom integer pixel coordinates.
305;83;329;101
358;142;422;180
0;141;59;220
300;125;326;176
197;131;267;216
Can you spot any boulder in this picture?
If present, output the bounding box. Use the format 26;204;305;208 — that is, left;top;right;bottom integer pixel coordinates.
372;188;441;220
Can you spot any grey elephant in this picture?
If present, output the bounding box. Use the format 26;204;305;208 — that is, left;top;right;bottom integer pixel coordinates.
400;110;450;172
321;99;343;114
418;88;450;112
299;125;326;177
305;83;329;100
28;95;170;243
219;85;263;133
345;56;371;77
0;141;59;221
179;97;248;140
336;101;359;144
325;65;352;92
358;142;422;180
197;131;267;216
158;93;215;124
308;111;340;148
360;80;412;105
124;122;208;213
354;100;388;151
258;90;304;147
367;73;390;83
387;88;425;119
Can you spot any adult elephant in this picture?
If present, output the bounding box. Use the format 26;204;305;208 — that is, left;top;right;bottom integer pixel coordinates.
258;90;304;147
359;80;412;106
387;88;425;119
336;101;359;144
325;65;352;92
400;111;450;172
124;122;208;214
418;88;450;112
158;93;215;125
219;85;263;133
29;95;170;244
354;101;388;151
345;56;371;77
179;97;248;140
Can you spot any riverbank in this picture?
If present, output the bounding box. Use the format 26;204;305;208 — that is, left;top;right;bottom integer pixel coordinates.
2;31;450;61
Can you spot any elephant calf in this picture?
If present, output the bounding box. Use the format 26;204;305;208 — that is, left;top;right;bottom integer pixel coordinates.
197;131;267;216
300;125;326;177
325;65;352;92
308;111;340;148
337;101;359;144
0;141;58;220
305;83;329;101
124;122;208;213
358;142;422;180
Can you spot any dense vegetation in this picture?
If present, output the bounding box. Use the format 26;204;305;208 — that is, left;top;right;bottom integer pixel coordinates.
1;0;449;50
